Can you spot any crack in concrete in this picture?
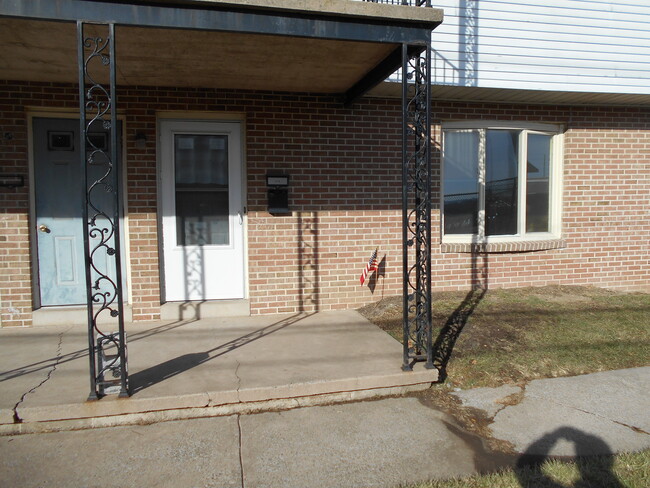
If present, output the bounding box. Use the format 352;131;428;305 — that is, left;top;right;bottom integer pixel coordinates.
234;360;242;403
234;361;245;488
625;424;650;436
526;393;650;436
237;414;246;488
491;384;527;420
456;383;528;423
13;330;65;423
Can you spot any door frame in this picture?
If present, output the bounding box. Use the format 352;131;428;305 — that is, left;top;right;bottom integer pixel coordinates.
156;112;249;304
27;109;131;309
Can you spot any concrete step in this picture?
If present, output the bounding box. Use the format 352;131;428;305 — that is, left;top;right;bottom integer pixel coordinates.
3;368;436;435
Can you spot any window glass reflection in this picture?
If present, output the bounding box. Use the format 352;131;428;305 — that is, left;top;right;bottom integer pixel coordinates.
485;130;518;236
174;134;229;245
526;133;552;232
444;130;480;234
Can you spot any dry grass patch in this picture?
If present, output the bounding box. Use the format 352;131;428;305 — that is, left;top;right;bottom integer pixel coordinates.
359;286;650;389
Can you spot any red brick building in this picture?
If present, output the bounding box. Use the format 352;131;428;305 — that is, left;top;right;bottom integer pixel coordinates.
1;1;648;329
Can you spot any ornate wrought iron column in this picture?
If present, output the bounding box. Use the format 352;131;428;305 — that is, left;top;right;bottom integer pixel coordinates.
401;38;433;371
77;22;129;399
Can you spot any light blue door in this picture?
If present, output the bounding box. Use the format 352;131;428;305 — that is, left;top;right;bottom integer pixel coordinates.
33;118;123;306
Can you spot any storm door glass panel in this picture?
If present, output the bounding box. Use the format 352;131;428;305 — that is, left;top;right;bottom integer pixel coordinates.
526;133;552;233
443;130;480;234
174;134;229;246
485;130;519;236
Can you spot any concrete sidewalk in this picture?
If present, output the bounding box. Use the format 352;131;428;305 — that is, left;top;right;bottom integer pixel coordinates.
0;368;648;488
451;367;650;457
0;397;483;488
0;310;438;434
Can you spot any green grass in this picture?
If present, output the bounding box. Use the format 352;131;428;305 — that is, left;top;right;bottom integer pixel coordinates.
409;449;650;488
359;286;650;389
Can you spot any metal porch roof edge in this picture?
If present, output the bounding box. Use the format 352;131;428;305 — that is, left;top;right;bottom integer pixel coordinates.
367;81;650;107
141;0;444;25
0;0;441;45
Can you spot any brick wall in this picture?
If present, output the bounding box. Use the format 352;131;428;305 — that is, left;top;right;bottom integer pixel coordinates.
429;103;650;291
0;81;37;327
1;80;648;326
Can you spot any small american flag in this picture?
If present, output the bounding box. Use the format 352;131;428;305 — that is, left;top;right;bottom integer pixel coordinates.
360;248;379;286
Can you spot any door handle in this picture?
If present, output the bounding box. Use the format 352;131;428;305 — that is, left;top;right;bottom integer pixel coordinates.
38;224;51;233
238;211;243;225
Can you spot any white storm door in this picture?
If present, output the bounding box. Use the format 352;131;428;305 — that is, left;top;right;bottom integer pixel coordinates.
160;120;245;301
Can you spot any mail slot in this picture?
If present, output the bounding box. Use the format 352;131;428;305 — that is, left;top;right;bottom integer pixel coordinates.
267;173;290;215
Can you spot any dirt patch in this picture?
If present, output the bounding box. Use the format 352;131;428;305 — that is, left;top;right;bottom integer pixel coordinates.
414;386;516;455
359;288;530;355
495;389;526;408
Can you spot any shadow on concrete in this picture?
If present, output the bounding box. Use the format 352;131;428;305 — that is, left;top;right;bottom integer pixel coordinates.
432;243;487;382
2;213;319;387
128;313;311;394
515;427;625;487
0;318;203;382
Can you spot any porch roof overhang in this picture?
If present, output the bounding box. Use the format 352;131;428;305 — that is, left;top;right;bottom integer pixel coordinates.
369;81;650;107
0;0;443;103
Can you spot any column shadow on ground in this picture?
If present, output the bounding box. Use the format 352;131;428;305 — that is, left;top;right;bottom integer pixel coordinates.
128;313;310;394
431;244;487;382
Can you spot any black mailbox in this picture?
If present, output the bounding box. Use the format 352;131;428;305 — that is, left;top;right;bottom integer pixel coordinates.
267;173;290;215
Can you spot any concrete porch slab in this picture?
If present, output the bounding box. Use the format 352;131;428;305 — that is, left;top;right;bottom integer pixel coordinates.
0;310;437;433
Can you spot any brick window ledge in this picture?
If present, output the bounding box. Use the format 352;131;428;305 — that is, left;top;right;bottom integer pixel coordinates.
440;239;566;254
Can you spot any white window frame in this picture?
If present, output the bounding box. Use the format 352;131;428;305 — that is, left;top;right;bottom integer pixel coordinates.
441;121;564;245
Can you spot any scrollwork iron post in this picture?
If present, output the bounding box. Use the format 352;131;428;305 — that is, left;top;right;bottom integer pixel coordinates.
401;38;433;371
77;22;129;400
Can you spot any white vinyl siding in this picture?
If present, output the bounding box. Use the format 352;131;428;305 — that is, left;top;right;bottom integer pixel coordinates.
428;0;650;94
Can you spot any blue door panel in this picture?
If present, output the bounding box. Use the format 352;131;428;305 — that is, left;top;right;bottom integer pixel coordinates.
33;118;123;307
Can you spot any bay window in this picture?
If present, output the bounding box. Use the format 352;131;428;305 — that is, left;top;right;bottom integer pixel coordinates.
442;122;563;245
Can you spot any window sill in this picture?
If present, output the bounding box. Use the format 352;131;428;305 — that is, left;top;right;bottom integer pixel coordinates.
440;239;566;254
